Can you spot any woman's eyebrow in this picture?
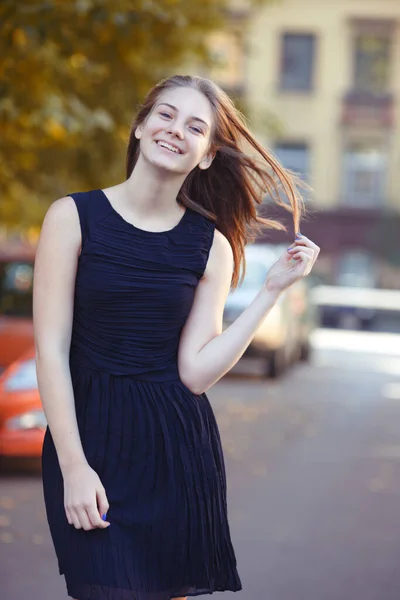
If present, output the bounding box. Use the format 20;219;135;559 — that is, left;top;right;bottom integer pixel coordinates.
156;102;210;129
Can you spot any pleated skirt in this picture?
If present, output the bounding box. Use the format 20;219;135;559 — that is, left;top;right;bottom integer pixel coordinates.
42;366;242;600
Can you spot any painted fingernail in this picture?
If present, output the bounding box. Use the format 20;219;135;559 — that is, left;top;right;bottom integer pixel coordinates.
296;232;302;238
102;513;107;521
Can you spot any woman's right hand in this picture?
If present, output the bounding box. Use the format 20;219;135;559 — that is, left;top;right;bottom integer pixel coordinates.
62;462;110;530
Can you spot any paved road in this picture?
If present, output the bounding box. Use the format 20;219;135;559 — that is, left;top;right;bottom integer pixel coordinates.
2;329;400;600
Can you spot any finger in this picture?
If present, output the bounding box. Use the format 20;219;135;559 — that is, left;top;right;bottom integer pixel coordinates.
292;251;314;275
290;251;313;269
291;240;319;257
78;505;96;531
291;233;319;248
69;507;83;530
65;506;73;525
291;247;318;270
292;234;320;254
288;247;314;260
96;488;110;524
291;249;312;261
88;502;110;529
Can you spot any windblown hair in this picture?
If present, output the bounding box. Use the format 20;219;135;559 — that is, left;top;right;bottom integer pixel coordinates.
126;75;305;288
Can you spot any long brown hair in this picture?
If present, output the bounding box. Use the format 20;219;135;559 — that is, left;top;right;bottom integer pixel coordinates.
126;75;305;288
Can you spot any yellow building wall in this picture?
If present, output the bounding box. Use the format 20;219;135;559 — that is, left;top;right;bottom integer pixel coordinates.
245;0;400;210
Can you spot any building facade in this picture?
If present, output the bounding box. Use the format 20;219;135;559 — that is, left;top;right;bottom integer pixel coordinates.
208;0;400;287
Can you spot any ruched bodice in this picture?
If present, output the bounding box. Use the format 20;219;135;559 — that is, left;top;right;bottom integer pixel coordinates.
41;189;242;600
70;189;214;380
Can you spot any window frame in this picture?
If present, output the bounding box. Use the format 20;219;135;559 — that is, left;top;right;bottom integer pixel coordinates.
274;140;311;182
341;141;388;208
273;140;312;203
278;32;317;93
352;32;392;93
349;18;395;94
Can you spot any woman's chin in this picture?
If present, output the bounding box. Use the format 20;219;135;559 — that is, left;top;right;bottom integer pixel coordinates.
147;155;190;176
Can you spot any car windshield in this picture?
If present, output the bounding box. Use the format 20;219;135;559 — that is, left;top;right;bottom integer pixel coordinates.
239;256;275;290
0;261;34;318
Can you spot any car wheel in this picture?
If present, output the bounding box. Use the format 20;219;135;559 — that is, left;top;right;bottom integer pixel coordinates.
299;340;312;362
265;349;286;378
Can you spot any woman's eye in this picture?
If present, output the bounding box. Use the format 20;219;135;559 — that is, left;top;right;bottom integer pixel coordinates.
160;112;172;119
190;126;203;134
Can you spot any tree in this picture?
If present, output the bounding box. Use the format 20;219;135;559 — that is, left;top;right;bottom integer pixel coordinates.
0;0;266;231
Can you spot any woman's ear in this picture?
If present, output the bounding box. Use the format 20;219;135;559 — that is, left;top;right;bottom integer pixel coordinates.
135;126;143;140
199;151;216;170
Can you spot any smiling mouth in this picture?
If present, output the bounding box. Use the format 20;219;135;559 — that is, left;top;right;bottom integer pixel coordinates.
155;141;183;154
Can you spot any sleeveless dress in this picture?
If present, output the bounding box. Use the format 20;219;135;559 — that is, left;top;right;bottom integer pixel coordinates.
41;189;242;600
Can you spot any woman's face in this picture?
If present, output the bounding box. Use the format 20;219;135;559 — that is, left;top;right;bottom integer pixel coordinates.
135;86;215;175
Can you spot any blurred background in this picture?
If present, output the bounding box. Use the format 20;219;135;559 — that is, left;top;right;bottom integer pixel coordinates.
1;1;400;599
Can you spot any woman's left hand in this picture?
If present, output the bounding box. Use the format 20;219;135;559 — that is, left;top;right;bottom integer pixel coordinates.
265;233;320;293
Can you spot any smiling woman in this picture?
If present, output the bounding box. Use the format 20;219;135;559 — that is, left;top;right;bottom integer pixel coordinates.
130;86;216;195
34;74;319;600
125;75;306;285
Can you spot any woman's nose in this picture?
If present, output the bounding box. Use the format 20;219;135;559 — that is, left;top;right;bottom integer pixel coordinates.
166;122;184;139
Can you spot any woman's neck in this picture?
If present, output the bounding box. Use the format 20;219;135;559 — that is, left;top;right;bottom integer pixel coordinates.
122;155;186;217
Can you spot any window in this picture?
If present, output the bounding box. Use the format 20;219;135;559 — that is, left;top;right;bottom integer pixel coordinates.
0;261;33;318
274;142;310;183
353;34;391;92
279;34;315;91
272;142;311;203
342;142;387;207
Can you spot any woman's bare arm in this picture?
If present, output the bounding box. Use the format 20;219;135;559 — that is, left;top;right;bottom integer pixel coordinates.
177;231;281;394
178;231;319;395
33;197;86;468
33;197;109;530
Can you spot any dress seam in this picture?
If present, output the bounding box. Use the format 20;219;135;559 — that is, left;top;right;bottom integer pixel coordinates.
70;361;182;383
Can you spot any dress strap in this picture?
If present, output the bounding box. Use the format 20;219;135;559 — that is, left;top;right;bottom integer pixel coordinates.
68;191;91;246
67;189;112;248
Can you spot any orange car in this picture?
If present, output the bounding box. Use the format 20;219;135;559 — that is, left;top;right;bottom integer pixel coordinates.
0;347;46;458
0;241;36;371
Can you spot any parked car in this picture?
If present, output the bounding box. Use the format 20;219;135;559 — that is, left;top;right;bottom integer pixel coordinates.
223;244;316;377
311;284;400;331
0;241;36;372
0;347;45;458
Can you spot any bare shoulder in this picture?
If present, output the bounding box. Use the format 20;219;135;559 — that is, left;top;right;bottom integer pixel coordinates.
204;228;233;280
37;196;81;256
42;196;79;228
211;229;233;257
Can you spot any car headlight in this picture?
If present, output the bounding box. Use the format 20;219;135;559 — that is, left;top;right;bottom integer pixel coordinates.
6;409;47;431
4;359;38;392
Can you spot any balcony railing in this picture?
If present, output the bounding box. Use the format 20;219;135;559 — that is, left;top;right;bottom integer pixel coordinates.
341;90;394;128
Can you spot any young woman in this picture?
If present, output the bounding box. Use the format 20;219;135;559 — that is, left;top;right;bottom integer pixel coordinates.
33;75;319;600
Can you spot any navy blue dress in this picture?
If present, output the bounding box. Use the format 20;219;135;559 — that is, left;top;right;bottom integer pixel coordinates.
41;189;242;600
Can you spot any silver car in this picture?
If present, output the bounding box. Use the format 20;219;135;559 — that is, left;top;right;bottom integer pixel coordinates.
223;244;315;377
